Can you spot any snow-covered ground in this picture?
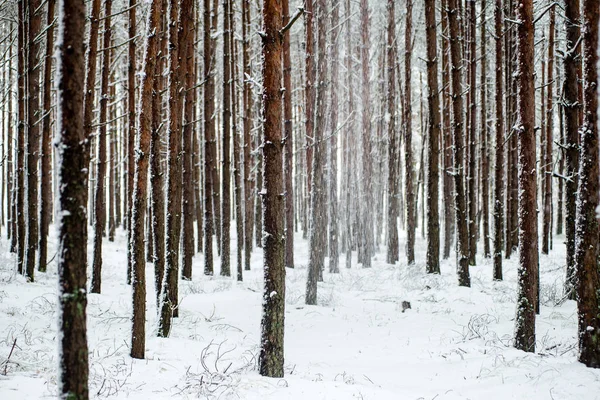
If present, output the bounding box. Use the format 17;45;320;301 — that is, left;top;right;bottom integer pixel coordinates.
1;227;599;399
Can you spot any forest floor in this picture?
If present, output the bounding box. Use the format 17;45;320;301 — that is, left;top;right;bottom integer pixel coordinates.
1;227;599;399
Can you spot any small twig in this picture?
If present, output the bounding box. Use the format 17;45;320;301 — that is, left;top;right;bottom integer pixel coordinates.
2;338;17;375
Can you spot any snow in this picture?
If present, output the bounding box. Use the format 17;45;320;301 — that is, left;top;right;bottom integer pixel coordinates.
1;227;599;399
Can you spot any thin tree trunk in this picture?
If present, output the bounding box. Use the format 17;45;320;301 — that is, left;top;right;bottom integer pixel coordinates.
283;0;294;270
25;0;42;281
126;0;137;283
466;0;477;266
447;0;470;287
108;77;116;242
7;30;13;244
304;0;315;213
563;0;580;299
182;0;196;281
386;0;399;265
542;6;555;255
344;0;353;269
38;0;55;272
513;0;537;353
231;10;243;281
575;0;600;368
91;0;112;293
493;0;504;281
242;0;253;271
328;0;340;274
203;0;215;275
425;0;441;274
404;0;415;265
480;0;490;259
56;0;90;391
15;1;25;269
221;0;232;277
159;0;185;336
259;0;285;377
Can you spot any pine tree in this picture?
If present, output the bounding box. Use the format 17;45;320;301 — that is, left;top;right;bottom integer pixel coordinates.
55;0;90;392
259;0;285;378
493;0;504;281
403;0;415;265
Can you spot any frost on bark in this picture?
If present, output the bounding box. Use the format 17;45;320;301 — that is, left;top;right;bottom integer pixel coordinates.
15;0;25;271
25;0;42;281
258;0;285;378
130;0;162;359
513;0;537;353
359;0;373;268
574;0;600;369
38;0;55;273
126;0;137;282
221;0;232;278
306;0;328;305
403;0;415;266
91;0;112;294
562;0;580;300
465;0;477;266
447;0;470;287
283;0;294;270
480;0;490;259
492;0;504;281
242;0;253;271
55;0;90;393
425;0;441;274
385;0;399;265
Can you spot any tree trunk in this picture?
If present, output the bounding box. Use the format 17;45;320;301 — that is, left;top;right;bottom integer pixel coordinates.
542;6;555;255
575;0;600;368
242;0;253;271
55;0;90;392
25;0;42;281
386;0;399;265
480;0;490;259
283;0;294;270
424;0;441;273
344;0;354;269
221;0;232;277
447;0;470;287
231;12;243;281
562;0;580;300
182;0;197;281
493;0;504;281
130;0;162;359
306;0;328;305
304;0;315;212
91;0;112;294
359;0;373;268
38;0;55;272
203;0;215;275
126;0;137;282
403;0;415;265
513;0;537;353
466;0;477;266
258;0;285;378
159;0;185;337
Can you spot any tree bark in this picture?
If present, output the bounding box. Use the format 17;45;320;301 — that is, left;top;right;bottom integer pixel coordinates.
126;0;137;282
493;0;504;281
38;0;55;272
466;0;477;266
221;0;232;277
15;0;25;270
258;0;285;377
513;0;537;353
91;0;112;294
55;0;90;392
447;0;470;287
130;0;162;359
242;0;253;271
575;0;600;368
283;0;294;270
480;0;490;259
203;0;215;275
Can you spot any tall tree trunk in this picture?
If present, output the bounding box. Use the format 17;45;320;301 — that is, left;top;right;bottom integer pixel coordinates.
493;0;504;281
38;0;55;272
359;0;373;268
259;0;285;378
203;0;215;275
7;31;13;244
283;0;294;269
304;0;315;215
556;72;564;236
159;0;185;336
386;0;399;265
425;0;441;274
575;0;600;368
542;6;555;255
513;0;537;353
82;0;102;277
130;0;162;359
56;0;90;392
466;0;477;266
480;0;490;259
441;0;454;260
150;11;166;304
15;0;25;269
306;0;328;305
344;0;354;269
404;0;415;265
447;0;470;287
221;0;232;277
126;0;137;283
231;11;243;281
91;0;112;294
182;0;196;281
108;77;116;242
25;0;42;281
563;0;580;299
242;0;253;271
